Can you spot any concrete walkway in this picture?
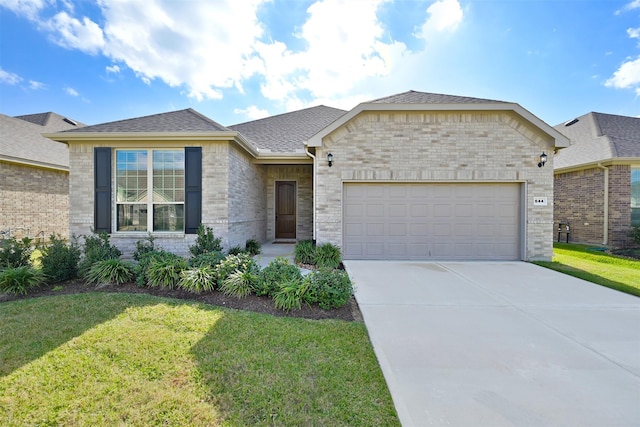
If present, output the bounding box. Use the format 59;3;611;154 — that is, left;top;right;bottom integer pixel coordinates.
345;261;640;427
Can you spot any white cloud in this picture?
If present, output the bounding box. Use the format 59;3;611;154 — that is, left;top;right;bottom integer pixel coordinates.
233;105;270;120
29;80;46;90
605;56;640;91
0;67;23;85
0;0;48;20
106;64;120;74
419;0;463;38
617;0;640;14
64;86;79;96
45;11;105;54
628;27;640;41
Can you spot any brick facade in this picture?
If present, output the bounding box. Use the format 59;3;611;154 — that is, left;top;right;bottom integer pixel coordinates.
554;165;631;247
0;161;69;240
313;111;556;261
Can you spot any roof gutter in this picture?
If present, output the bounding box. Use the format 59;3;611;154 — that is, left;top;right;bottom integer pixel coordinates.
596;163;609;246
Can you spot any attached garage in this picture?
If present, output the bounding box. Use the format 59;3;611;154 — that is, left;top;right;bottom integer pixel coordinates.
343;183;522;260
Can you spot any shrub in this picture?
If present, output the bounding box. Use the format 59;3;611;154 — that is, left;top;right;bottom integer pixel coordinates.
273;279;310;312
0;266;45;295
215;253;259;285
0;236;33;269
227;246;245;255
40;234;81;283
314;243;342;269
220;270;258;298
305;269;353;309
145;256;187;289
135;250;181;287
179;266;217;294
294;240;315;265
189;224;222;256
245;239;261;256
256;257;302;297
630;225;640;246
133;234;156;261
79;232;122;277
85;259;135;286
188;251;225;268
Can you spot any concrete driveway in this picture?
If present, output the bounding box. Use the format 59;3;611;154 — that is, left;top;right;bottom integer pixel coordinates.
344;261;640;427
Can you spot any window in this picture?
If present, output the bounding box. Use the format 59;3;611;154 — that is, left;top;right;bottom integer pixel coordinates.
632;168;640;227
116;149;185;232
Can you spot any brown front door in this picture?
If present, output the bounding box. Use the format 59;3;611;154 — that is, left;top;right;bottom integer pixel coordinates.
276;181;296;239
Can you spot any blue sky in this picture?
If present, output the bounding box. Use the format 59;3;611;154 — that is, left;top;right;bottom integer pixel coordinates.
1;0;639;127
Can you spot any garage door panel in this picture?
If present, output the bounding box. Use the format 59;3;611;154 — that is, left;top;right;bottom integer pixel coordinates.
343;183;520;260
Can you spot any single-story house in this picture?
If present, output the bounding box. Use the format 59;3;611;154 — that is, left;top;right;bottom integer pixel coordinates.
553;112;640;247
46;91;569;261
0;112;84;240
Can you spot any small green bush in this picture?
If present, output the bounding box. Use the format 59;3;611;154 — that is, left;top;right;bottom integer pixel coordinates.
79;232;122;277
146;256;187;289
40;234;81;283
256;257;302;297
179;266;217;294
314;243;342;269
0;266;45;295
215;253;260;285
227;246;245;255
188;251;225;268
189;224;222;256
220;270;258;298
294;240;315;265
85;259;135;286
306;269;353;309
630;225;640;246
133;234;156;261
245;239;261;256
135;250;180;287
273;279;310;312
0;236;33;268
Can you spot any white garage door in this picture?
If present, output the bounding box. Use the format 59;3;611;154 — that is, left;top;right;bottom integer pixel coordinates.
343;183;521;260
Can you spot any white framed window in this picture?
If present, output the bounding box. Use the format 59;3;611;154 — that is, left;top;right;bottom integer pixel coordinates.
115;149;185;232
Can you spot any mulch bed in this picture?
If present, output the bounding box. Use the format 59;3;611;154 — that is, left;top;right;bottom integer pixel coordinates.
0;280;363;322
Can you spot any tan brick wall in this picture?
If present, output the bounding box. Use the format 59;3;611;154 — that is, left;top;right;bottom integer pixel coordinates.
1;161;69;240
554;165;632;247
314;111;556;260
265;165;313;241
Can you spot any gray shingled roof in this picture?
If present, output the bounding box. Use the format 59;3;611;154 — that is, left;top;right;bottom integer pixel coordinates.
61;108;230;133
229;105;346;152
1;112;83;169
369;90;507;105
554;112;640;169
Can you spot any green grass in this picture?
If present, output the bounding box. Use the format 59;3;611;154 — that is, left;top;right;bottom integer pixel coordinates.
0;293;399;426
533;243;640;297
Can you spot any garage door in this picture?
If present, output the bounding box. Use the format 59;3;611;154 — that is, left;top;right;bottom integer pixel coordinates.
343;183;521;260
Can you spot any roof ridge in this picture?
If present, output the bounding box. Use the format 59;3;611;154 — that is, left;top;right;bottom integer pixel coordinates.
229;104;346;127
185;108;231;131
589;112;618;157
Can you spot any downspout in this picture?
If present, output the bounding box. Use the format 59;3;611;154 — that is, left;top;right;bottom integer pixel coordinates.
597;163;609;245
305;145;316;242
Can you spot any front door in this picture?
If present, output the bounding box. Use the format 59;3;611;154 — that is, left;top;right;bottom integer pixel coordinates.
275;181;296;239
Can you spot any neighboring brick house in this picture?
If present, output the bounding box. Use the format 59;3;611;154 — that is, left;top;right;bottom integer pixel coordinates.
553;112;640;247
0;112;84;240
47;91;568;260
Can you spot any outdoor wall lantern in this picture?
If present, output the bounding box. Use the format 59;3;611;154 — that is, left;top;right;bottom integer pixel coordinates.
327;152;333;167
538;152;547;168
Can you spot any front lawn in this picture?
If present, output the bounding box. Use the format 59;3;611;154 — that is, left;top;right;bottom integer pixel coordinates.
0;293;399;426
533;243;640;297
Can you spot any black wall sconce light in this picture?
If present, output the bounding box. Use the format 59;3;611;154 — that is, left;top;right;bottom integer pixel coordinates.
327;152;333;167
538;152;547;168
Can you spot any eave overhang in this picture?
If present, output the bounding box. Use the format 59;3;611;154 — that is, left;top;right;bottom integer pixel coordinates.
554;158;640;174
0;155;69;172
305;102;570;149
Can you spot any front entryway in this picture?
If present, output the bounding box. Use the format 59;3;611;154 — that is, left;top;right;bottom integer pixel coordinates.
275;181;296;239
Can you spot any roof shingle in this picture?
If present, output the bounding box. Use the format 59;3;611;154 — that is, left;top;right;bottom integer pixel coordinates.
369;90;507;105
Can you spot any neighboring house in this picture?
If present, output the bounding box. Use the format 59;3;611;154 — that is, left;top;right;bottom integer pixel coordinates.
46;91;568;261
553;112;640;247
0;112;84;240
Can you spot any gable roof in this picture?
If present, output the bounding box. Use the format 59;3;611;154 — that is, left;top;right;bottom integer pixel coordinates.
307;90;569;148
0;112;83;170
61;108;230;133
554;112;640;170
229;105;346;153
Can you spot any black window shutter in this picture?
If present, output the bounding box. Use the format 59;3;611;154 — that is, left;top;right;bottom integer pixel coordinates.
94;147;112;233
184;147;202;234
